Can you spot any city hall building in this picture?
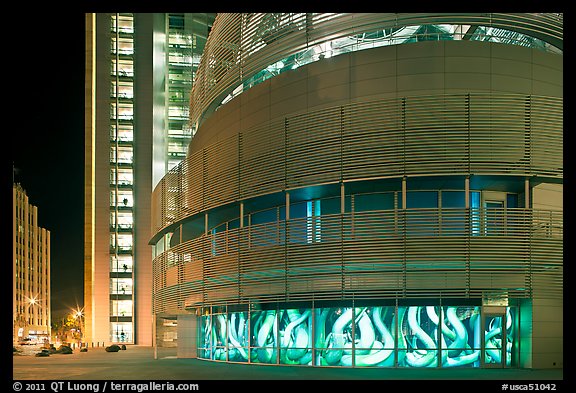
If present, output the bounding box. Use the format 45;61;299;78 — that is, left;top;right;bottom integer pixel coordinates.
150;13;563;368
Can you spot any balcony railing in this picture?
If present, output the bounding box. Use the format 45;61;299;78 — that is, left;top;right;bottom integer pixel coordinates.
152;207;563;313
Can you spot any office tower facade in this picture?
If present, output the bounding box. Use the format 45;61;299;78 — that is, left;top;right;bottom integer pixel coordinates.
85;13;214;345
13;183;51;345
151;13;563;368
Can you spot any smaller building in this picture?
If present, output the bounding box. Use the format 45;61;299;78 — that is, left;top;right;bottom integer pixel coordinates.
13;183;51;345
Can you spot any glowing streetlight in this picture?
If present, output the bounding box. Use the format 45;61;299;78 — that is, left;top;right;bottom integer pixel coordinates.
71;307;85;345
26;295;38;307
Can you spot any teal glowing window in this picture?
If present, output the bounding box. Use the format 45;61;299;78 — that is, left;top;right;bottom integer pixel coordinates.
355;192;395;212
290;201;307;219
251;208;277;225
442;191;465;208
214;23;561;115
406;191;438;209
506;194;518;208
471;191;481;235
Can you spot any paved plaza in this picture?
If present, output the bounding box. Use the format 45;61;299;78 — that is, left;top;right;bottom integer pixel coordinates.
12;345;565;385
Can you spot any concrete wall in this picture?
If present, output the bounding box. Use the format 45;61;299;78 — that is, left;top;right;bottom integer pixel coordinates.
177;314;197;358
531;183;563;369
532;183;563;211
531;298;563;368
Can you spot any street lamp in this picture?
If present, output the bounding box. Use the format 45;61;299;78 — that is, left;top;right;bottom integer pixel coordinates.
25;295;39;343
71;307;84;345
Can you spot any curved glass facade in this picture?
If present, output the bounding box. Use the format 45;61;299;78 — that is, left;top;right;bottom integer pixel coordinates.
198;304;516;368
219;23;562;109
188;13;562;132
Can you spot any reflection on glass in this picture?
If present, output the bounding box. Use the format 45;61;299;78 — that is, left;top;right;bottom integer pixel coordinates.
227;311;249;363
438;306;481;367
484;315;503;365
250;310;277;364
315;307;351;366
483;308;515;366
212;314;227;361
279;308;312;365
196;304;514;368
351;307;395;367
199;315;211;359
506;307;514;366
400;306;438;367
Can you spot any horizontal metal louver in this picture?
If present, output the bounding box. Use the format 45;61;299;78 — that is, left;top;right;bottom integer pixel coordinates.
151;93;562;235
152;208;562;313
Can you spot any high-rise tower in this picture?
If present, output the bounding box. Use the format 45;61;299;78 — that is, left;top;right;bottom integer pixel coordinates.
13;183;51;345
85;13;214;345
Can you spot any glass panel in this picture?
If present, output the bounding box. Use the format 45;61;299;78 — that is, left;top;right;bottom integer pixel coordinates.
111;58;134;77
118;125;134;141
505;307;515;367
399;306;438;367
320;196;340;215
111;255;133;272
116;233;133;252
406;191;438;209
506;194;518;209
439;306;481;367
110;278;132;295
355;192;395;212
442;191;465;208
484;315;504;366
471;191;481;236
315;307;353;366
251;208;277;225
111;322;132;343
118;190;134;207
196;304;520;368
111;300;132;317
279;308;312;365
118;146;134;164
353;307;395;367
288;201;306;219
212;313;227;361
111;37;134;55
227;311;249;362
199;314;211;359
250;309;277;364
117;212;133;229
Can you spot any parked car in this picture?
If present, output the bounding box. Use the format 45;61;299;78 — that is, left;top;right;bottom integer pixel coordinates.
17;337;37;345
105;344;121;352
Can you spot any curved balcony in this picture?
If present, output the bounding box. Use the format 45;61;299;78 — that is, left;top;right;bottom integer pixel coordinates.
152;93;562;235
152;207;562;314
191;13;562;129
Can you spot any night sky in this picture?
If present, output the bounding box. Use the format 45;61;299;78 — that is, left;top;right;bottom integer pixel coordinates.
12;14;86;317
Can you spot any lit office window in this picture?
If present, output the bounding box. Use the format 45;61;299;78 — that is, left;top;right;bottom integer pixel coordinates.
111;278;133;295
111;300;133;317
110;189;133;207
111;255;133;273
110;146;134;164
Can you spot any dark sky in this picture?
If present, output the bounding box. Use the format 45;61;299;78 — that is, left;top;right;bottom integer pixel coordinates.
12;14;86;316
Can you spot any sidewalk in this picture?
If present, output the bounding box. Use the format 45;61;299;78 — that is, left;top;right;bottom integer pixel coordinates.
12;345;564;382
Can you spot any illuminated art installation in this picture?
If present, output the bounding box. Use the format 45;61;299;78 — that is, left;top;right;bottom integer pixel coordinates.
200;306;514;367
